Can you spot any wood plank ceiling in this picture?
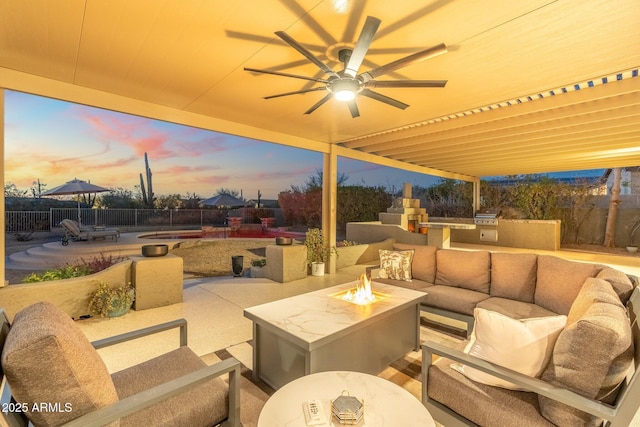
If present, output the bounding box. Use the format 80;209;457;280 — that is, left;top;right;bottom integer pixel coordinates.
0;0;639;181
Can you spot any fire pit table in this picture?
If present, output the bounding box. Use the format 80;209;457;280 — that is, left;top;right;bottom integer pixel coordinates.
244;280;427;390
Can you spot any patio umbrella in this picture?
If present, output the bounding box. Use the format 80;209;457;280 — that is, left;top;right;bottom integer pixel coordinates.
42;178;110;224
199;193;247;208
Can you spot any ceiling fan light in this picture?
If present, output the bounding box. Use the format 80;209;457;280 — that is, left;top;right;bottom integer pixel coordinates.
335;89;355;101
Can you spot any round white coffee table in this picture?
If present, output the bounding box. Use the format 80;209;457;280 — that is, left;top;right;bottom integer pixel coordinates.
257;370;435;426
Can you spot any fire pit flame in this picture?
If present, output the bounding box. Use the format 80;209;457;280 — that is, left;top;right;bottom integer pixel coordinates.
342;274;378;305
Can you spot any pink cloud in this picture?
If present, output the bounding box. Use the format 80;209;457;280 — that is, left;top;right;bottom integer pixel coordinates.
73;108;176;159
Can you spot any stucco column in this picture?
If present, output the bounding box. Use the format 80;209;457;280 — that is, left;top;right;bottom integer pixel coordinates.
322;145;338;274
1;89;5;286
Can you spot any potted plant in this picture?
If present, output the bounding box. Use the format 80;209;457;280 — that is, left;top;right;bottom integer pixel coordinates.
627;218;640;253
250;258;267;278
304;228;337;276
88;280;135;318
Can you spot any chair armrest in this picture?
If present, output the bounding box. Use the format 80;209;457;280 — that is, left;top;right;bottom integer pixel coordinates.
422;341;616;420
62;357;242;427
91;319;188;349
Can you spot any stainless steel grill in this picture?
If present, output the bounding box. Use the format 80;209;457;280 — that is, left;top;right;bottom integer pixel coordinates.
474;209;500;226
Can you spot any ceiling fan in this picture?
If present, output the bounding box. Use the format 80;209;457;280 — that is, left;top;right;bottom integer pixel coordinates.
244;16;448;118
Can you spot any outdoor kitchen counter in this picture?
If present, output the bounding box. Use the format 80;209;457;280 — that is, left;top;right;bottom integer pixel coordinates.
419;222;476;249
244;281;427;390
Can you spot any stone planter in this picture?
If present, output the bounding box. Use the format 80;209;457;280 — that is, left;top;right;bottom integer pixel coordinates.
626;246;638;253
250;266;267;278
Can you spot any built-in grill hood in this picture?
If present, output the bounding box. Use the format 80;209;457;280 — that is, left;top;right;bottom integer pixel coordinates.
474;209;501;226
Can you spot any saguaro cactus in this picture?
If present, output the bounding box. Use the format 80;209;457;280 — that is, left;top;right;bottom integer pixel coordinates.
139;153;154;208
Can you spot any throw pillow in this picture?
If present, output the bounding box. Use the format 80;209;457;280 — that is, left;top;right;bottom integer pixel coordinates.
451;308;567;390
378;249;414;281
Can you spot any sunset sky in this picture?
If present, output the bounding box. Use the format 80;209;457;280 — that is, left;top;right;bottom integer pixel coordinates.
4;90;603;201
4;90;441;201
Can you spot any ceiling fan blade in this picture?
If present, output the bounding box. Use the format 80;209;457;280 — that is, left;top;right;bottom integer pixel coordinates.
304;93;333;115
347;100;360;118
264;87;326;100
367;79;447;88
360;43;448;81
344;16;381;77
244;67;328;84
275;31;340;78
360;89;409;110
341;0;367;41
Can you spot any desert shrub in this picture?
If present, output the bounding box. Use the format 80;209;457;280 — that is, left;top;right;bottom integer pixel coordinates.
251;258;266;267
80;253;123;274
22;265;91;283
88;280;135;317
21;253;122;283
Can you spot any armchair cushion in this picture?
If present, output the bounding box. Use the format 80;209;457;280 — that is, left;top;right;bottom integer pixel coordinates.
1;301;119;427
435;250;490;293
112;346;229;427
539;278;633;426
428;354;555;427
535;255;601;314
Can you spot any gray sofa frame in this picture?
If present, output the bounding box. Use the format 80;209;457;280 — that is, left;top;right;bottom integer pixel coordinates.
0;313;242;427
422;287;640;427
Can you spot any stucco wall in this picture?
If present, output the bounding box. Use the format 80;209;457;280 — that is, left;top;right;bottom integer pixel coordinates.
0;261;133;321
346;222;427;245
450;219;561;251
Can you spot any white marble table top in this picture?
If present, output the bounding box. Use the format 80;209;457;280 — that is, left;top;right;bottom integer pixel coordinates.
419;221;476;229
243;281;427;350
257;370;435;427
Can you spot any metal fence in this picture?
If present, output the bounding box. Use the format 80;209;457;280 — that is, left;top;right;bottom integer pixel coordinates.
5;208;282;232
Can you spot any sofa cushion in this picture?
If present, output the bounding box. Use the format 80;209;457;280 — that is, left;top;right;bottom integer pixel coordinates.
424;285;490;316
428;356;555;427
596;267;634;304
393;243;437;283
476;297;557;320
1;301;119;427
435;250;491;293
490;252;537;303
452;308;566;390
534;255;602;314
112;347;229;427
539;278;633;426
378;249;414;281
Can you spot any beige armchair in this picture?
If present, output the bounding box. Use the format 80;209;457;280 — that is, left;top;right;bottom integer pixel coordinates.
0;302;241;427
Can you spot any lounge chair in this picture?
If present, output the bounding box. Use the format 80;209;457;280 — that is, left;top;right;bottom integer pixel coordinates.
0;302;241;426
60;218;120;245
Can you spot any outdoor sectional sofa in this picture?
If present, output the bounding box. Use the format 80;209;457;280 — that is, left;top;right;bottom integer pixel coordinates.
373;243;636;337
372;243;639;426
